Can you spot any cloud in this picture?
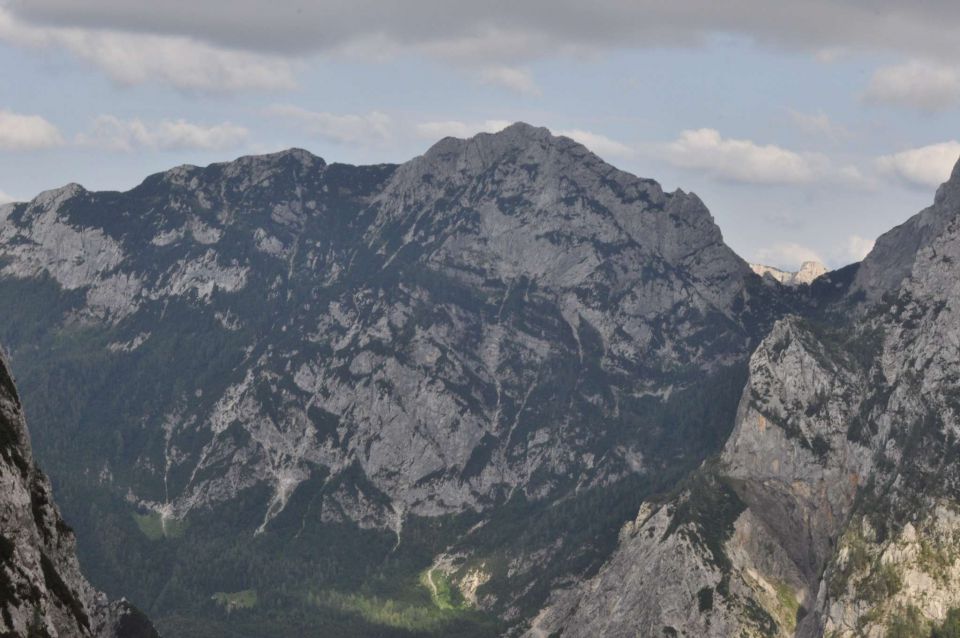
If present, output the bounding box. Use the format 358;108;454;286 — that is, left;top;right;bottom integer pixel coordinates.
267;105;392;145
77;116;249;151
556;129;633;158
754;242;824;270
846;234;875;262
863;61;960;111
0;189;16;204
787;109;850;139
0;109;63;150
414;120;511;139
664;129;827;185
478;66;541;95
662;128;872;188
876;141;960;188
7;2;960;67
0;8;296;92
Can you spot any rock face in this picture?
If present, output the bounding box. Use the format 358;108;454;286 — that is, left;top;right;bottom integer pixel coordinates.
529;157;960;637
0;124;768;523
0;123;801;633
750;261;828;286
0;352;157;637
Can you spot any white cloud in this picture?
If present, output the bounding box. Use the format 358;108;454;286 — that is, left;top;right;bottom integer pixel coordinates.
0;8;296;92
0;189;15;204
267;105;392;145
77;116;249;151
664;129;823;185
556;129;634;158
0;109;63;150
876;141;960;188
478;66;541;96
787;109;850;139
663;128;871;188
414;120;512;140
846;234;875;261
863;61;960;111
754;242;824;270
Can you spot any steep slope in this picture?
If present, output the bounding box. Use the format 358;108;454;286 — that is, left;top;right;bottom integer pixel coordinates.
530;157;960;637
0;123;798;634
0;352;156;637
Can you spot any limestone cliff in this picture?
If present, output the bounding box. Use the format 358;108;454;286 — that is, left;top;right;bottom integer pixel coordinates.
0;352;157;637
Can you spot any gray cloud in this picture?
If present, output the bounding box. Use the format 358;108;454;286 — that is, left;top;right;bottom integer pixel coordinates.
0;8;296;91
661;128;870;187
8;1;960;62
863;61;960;111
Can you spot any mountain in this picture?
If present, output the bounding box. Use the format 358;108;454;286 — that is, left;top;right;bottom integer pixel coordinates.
0;350;156;637
0;123;807;635
528;158;960;636
750;261;828;286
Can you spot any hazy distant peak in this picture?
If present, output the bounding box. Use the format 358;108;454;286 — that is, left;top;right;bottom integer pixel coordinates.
750;259;827;285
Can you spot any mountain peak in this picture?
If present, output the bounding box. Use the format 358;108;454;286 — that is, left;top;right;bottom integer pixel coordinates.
750;260;827;286
220;146;326;173
949;153;960;184
30;182;87;210
419;121;587;168
934;152;960;205
249;146;323;165
490;121;553;142
855;152;960;300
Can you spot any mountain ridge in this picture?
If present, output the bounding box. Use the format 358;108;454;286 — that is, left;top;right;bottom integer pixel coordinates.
528;154;960;637
0;123;922;636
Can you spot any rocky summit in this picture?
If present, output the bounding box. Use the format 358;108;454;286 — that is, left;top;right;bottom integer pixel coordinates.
0;121;958;637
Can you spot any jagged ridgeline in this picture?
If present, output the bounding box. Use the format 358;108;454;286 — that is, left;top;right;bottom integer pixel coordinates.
531;158;960;637
0;123;821;636
0;350;157;637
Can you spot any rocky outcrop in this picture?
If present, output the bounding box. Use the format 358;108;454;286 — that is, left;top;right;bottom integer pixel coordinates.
750;261;827;286
528;316;871;637
853;157;960;301
530;155;960;637
0;352;157;637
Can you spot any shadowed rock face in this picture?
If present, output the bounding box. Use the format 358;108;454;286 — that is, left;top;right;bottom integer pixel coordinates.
0;352;157;637
529;156;960;638
853;157;960;301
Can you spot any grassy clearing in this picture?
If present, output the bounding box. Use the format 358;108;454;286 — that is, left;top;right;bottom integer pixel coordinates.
419;569;465;610
307;588;496;636
132;511;187;540
774;581;801;632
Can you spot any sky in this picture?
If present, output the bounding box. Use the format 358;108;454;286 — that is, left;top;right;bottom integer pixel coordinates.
1;2;959;270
